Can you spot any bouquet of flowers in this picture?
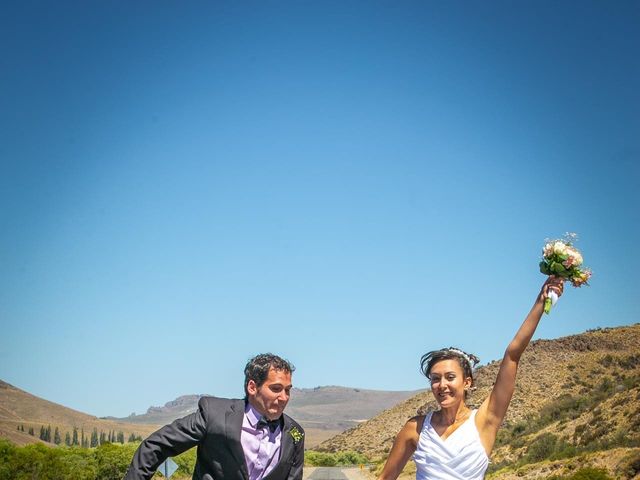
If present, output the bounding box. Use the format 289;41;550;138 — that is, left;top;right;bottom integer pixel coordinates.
539;233;591;314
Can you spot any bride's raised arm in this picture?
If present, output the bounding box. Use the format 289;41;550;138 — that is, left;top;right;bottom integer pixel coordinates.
475;275;564;454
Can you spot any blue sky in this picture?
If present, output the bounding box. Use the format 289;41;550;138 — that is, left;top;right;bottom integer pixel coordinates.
1;1;638;418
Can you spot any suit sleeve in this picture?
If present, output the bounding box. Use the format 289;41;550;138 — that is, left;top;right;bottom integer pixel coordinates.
287;429;305;480
123;400;208;480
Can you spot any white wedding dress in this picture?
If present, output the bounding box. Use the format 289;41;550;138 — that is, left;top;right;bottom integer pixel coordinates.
413;410;489;480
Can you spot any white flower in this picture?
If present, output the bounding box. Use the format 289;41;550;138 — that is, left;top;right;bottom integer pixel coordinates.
553;241;568;255
543;243;554;257
564;247;583;266
572;250;583;266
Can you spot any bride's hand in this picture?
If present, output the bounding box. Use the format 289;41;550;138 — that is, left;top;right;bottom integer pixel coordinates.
541;275;564;301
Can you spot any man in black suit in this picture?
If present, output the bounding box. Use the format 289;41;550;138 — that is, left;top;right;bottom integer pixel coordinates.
124;353;304;480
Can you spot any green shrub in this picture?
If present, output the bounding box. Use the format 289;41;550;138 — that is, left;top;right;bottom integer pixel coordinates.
174;447;197;474
616;450;640;479
569;467;612;480
57;447;97;480
305;450;369;467
95;443;138;480
524;433;558;463
0;441;98;480
305;451;337;466
0;440;16;480
335;450;368;465
544;467;613;480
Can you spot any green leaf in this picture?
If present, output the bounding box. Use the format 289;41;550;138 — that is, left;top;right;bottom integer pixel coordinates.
539;261;551;275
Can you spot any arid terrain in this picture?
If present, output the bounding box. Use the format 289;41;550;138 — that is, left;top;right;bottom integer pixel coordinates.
317;324;640;479
0;380;159;447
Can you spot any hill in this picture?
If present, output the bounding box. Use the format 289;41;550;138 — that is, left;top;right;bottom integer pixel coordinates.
317;324;640;479
112;394;206;426
287;386;423;428
0;380;159;447
113;386;421;448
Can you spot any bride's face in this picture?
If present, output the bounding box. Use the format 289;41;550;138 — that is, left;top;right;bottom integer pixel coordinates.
428;359;471;407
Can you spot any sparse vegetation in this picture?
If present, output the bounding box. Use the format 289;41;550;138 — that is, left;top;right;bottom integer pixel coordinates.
494;371;640;462
326;325;640;480
305;450;369;466
546;467;613;480
616;450;640;479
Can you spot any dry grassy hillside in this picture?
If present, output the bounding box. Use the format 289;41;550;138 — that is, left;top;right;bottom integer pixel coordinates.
0;380;159;446
318;324;640;479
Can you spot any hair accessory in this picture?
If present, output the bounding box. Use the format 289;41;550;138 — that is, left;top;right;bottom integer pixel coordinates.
446;347;478;368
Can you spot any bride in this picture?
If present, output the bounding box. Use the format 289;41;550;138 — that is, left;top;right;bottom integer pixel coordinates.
377;276;564;480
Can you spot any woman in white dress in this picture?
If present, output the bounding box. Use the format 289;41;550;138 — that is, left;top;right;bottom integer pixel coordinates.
377;276;564;480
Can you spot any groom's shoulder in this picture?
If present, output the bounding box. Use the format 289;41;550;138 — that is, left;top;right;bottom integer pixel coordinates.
197;396;244;411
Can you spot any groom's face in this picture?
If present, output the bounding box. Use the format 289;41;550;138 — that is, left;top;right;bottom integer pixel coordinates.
247;368;293;420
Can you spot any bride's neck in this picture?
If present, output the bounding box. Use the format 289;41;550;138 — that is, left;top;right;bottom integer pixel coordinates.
437;404;470;426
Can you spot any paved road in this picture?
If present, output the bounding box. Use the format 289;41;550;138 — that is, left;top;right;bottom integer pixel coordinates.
304;467;371;480
307;467;349;480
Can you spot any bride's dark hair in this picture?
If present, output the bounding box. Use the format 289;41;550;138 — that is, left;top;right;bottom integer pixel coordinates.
420;347;480;393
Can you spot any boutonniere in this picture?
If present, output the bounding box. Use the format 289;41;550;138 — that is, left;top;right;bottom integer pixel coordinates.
289;426;304;444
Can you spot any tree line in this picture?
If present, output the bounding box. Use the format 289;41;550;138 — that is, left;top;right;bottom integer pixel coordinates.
15;424;142;447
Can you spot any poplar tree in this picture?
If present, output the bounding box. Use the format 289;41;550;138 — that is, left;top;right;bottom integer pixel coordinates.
90;428;99;447
54;427;61;445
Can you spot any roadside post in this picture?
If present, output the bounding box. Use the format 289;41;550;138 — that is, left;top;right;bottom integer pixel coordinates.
157;458;179;478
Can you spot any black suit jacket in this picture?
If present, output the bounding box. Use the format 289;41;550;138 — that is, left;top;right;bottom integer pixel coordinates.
124;397;305;480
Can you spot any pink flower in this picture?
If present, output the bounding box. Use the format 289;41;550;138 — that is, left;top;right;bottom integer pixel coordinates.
571;270;591;287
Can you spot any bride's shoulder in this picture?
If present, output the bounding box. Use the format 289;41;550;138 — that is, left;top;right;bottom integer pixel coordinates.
406;415;427;434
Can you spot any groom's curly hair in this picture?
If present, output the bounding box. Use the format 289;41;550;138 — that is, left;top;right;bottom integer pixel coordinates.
244;353;295;398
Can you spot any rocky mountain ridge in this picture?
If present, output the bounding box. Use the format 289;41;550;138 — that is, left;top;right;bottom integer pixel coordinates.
113;386;421;429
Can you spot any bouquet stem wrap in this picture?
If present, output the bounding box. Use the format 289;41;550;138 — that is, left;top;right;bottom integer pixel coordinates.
544;290;559;314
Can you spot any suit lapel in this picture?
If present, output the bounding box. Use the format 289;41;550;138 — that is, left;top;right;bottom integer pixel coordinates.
278;416;294;466
262;416;294;480
226;400;250;480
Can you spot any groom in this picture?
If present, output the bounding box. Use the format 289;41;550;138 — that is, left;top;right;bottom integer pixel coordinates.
124;353;304;480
